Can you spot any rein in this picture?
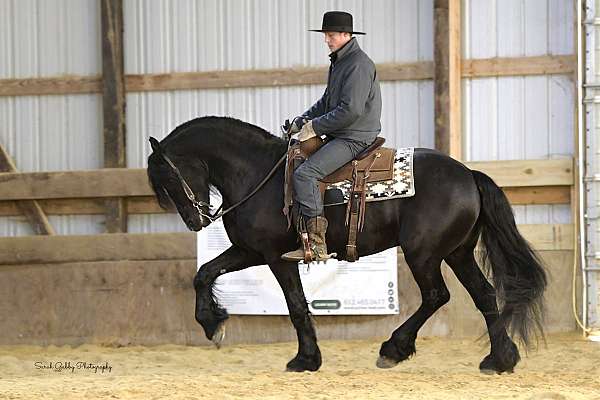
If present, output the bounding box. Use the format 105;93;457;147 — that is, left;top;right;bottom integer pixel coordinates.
162;151;288;224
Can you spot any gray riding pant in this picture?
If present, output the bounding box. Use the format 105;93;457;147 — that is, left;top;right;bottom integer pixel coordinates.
293;137;372;218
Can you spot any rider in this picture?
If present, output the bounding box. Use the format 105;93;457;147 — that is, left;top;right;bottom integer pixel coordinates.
281;11;382;262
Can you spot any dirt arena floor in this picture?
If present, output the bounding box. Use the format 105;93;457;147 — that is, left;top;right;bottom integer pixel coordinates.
0;332;598;400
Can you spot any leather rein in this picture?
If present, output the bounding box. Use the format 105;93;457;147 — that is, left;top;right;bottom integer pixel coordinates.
162;151;288;225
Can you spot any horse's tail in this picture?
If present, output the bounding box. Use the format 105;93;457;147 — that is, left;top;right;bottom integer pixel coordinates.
472;170;547;349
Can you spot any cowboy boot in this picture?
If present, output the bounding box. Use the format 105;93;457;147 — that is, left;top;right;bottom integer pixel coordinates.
306;216;331;260
281;216;331;262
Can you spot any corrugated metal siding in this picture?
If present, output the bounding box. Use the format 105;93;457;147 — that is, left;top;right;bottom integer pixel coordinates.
0;0;103;236
463;0;574;224
583;0;600;331
0;0;574;234
124;0;435;233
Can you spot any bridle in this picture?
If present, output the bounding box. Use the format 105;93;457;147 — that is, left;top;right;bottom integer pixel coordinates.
159;118;299;226
161;151;287;225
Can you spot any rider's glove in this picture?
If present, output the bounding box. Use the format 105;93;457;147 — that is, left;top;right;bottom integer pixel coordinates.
298;120;317;142
282;117;307;135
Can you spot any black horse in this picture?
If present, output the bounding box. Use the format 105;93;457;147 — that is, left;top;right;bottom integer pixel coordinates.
147;116;546;373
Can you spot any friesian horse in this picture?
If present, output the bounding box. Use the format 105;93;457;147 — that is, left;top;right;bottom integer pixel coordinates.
147;116;546;373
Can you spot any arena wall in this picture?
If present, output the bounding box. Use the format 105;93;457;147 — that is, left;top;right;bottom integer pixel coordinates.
0;246;576;346
0;0;580;345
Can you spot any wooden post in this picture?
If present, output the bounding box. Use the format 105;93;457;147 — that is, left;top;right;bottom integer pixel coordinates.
101;0;127;233
0;144;55;235
434;0;462;159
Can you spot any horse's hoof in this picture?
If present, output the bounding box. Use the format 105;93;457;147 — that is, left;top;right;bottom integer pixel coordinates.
480;367;513;375
479;368;498;375
376;355;399;369
211;321;226;349
285;354;321;372
285;361;319;372
479;354;515;375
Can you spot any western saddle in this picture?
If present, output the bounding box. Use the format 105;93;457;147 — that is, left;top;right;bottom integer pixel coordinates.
284;136;396;262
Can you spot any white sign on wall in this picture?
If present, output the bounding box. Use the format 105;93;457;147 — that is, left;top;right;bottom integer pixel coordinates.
197;219;399;315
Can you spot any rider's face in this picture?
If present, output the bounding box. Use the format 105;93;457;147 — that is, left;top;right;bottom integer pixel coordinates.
324;31;351;52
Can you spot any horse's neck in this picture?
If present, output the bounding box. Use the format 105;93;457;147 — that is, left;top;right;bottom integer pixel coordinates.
188;132;284;206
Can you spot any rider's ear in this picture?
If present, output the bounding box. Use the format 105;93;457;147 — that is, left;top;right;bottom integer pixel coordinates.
149;137;161;153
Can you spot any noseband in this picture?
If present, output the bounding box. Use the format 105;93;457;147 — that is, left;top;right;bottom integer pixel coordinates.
161;152;287;225
161;153;217;222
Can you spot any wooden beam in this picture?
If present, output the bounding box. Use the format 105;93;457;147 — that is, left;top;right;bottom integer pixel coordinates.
473;224;573;252
0;159;573;201
125;62;436;92
0;198;163;216
0;224;571;266
0;75;102;97
0;232;196;265
0;144;55;235
0;169;153;200
0;185;571;217
0;56;575;97
101;0;127;233
515;224;574;251
464;158;573;187
502;186;571;205
462;55;577;78
434;0;462;159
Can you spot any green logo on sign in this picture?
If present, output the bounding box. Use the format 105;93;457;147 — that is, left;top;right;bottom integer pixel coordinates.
311;300;341;310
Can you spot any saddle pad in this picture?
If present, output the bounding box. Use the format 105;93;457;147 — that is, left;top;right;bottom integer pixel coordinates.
324;147;415;206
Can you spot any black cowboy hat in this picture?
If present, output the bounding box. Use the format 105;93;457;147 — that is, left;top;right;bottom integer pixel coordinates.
309;11;365;35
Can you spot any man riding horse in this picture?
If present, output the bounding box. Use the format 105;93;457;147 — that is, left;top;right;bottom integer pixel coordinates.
281;11;382;262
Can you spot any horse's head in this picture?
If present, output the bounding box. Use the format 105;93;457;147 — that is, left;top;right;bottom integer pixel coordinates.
147;137;212;231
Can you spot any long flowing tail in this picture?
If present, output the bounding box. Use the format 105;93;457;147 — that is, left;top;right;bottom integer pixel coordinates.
472;170;547;348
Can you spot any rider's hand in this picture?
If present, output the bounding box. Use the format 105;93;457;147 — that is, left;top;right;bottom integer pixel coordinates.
282;117;307;135
298;120;317;142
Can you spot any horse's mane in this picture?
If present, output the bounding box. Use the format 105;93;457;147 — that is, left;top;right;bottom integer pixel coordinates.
161;116;282;147
147;116;284;211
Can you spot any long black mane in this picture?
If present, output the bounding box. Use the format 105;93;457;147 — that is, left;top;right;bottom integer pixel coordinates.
147;116;285;210
161;116;284;148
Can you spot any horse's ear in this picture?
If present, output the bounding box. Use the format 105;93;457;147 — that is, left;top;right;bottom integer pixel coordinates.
149;137;161;153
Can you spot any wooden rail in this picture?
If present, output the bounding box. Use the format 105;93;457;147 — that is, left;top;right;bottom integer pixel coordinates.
0;223;573;266
0;158;573;216
0;55;576;97
0;144;55;234
0;232;195;265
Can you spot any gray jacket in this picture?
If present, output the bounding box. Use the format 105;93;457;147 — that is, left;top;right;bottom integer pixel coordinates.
303;38;382;143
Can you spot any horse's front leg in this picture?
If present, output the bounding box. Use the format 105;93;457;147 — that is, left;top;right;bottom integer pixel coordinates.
269;261;321;372
194;245;263;346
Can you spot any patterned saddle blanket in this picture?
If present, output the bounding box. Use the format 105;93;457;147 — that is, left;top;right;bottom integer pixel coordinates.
324;147;415;206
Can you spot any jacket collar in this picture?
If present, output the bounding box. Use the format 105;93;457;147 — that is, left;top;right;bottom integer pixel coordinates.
328;37;359;64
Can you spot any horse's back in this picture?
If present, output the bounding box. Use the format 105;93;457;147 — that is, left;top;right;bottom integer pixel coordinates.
327;147;481;259
399;147;481;253
412;147;479;200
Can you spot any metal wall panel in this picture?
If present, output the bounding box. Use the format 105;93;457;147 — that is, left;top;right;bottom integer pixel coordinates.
0;0;574;234
0;0;103;236
582;0;600;333
123;0;435;232
0;0;100;78
463;0;574;224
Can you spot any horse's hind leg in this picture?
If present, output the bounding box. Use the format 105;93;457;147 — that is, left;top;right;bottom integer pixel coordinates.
269;261;321;372
444;244;520;374
378;254;448;368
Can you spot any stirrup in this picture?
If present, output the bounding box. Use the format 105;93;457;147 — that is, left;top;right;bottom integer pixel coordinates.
308;246;337;263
